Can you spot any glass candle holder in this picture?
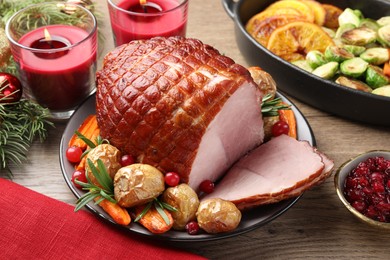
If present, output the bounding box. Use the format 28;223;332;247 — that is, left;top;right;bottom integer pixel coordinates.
107;0;189;46
6;2;98;121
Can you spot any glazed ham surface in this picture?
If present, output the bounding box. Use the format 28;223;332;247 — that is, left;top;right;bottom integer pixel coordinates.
203;135;334;210
96;37;264;190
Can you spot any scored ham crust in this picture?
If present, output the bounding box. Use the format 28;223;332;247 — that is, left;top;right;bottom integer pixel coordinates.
203;135;334;210
96;37;264;190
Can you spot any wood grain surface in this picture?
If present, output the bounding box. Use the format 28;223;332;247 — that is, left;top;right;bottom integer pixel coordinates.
7;0;390;259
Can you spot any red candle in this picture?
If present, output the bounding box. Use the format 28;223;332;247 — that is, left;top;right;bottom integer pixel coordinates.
108;0;188;46
17;25;96;112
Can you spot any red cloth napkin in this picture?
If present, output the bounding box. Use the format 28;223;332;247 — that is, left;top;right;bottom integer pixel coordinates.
0;178;206;260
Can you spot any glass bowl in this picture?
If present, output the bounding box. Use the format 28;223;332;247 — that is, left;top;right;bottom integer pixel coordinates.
334;150;390;229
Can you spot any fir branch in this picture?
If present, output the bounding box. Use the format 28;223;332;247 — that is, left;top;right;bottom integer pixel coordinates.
0;99;53;177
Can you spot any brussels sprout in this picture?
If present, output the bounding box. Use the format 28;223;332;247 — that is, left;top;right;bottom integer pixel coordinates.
312;62;339;79
341;27;377;46
360;47;390;65
340;57;368;78
335;23;356;38
322;27;336;38
343;45;366;56
338;8;361;27
306;50;327;69
359;18;380;31
365;65;389;89
377;16;390;27
336;76;372;92
324;46;354;62
372;85;390;97
377;24;390;47
291;60;313;72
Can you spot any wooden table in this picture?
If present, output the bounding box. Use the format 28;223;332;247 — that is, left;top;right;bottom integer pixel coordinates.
9;0;390;259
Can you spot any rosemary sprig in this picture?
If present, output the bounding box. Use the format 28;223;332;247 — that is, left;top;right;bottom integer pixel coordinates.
261;93;291;117
74;158;116;212
134;198;177;225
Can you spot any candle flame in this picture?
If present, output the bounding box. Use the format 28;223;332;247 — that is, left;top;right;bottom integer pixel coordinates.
140;0;147;5
44;29;52;41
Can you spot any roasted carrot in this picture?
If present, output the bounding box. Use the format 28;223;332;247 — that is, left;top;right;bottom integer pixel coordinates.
384;61;390;78
75;156;87;171
278;106;297;139
68;114;99;150
95;197;131;226
134;203;173;234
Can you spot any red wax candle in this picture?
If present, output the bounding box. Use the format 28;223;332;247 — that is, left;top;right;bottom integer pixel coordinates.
109;0;187;46
17;25;96;111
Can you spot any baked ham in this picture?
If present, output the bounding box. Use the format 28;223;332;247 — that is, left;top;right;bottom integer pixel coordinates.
203;135;334;210
96;37;264;191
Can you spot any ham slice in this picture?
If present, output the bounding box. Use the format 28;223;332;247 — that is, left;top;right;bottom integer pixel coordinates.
203;135;334;210
96;37;264;190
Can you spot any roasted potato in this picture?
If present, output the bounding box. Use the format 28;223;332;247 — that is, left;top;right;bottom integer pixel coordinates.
114;164;165;208
162;184;199;230
196;198;241;234
86;143;122;185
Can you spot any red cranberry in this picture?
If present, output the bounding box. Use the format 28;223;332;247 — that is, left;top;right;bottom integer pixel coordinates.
120;154;135;167
185;221;200;235
199;180;215;194
271;121;289;137
165;172;180;187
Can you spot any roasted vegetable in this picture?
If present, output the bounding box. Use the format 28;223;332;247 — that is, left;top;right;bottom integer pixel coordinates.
340;57;368;78
338;8;361;27
343;45;366;56
341;27;377;46
335;76;372;92
114;164;165;208
86;144;122;184
360;47;389;65
312;61;339;79
196;198;241;234
306;50;327;69
377;24;390;47
162;184;199;230
324;46;354;62
372;85;390;96
365;65;389;89
292;60;313;72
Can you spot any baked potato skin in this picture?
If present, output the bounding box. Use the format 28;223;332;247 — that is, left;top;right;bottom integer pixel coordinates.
162;184;200;230
114;164;165;208
196;198;242;234
86;144;122;186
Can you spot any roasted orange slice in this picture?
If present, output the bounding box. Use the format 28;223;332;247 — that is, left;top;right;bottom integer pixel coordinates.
265;0;315;23
295;0;326;25
267;21;335;62
322;4;343;29
250;14;306;46
246;8;304;34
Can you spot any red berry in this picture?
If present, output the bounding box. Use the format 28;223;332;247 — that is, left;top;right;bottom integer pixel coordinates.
66;146;83;163
185;221;200;235
199;180;215;194
71;169;87;189
271;121;289;137
0;72;23;104
120;154;135;167
165;172;180;187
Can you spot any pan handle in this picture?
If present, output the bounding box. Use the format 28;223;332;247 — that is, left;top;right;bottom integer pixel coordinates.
221;0;236;19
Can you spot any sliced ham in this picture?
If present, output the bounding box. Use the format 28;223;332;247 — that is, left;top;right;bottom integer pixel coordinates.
203;135;334;210
96;37;264;191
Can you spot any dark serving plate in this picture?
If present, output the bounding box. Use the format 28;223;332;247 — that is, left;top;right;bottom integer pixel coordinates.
222;0;390;126
60;92;315;242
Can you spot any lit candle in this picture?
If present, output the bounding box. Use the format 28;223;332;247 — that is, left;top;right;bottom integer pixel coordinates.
17;25;96;112
108;0;188;46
